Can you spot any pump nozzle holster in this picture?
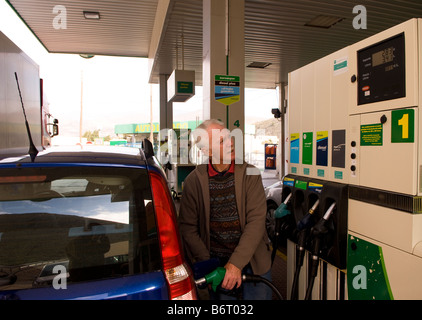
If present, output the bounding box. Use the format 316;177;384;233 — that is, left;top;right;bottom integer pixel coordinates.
309;203;336;260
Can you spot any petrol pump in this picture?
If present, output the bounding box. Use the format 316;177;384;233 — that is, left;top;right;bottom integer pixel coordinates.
347;18;422;300
285;18;422;300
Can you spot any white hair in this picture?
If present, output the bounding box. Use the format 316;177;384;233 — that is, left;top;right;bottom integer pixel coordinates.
192;119;245;165
193;119;224;149
195;119;224;131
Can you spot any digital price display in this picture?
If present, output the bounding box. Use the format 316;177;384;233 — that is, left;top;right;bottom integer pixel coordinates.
357;33;405;105
372;47;395;67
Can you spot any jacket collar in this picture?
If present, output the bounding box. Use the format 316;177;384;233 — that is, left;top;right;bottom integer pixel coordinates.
208;161;235;177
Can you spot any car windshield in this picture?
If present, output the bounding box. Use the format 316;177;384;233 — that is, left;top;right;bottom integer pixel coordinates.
0;165;161;290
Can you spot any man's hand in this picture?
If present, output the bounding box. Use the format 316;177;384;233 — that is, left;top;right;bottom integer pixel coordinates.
222;262;242;290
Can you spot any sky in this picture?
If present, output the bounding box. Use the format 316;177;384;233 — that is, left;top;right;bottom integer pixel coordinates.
0;1;278;141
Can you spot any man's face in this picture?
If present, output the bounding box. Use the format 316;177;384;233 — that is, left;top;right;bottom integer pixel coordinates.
206;124;235;164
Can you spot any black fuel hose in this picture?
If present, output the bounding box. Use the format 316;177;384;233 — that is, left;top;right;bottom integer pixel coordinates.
242;274;284;300
271;218;281;265
290;229;307;300
304;252;320;300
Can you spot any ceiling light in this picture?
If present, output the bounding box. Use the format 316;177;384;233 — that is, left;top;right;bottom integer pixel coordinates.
83;11;100;20
305;15;344;29
247;62;272;69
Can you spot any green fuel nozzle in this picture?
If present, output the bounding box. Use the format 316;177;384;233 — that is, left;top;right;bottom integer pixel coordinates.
194;265;284;299
274;193;292;219
195;267;226;292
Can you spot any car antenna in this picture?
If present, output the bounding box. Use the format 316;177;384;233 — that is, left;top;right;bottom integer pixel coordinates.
14;72;38;162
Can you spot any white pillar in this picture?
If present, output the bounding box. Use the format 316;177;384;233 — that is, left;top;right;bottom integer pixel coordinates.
159;74;173;131
203;0;245;133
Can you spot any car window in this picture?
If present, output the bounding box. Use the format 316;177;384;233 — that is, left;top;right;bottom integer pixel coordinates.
0;166;161;290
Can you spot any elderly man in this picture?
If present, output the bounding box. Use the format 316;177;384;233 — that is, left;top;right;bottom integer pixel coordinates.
178;119;272;300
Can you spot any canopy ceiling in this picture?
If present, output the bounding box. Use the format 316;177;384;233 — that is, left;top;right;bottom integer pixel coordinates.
7;0;422;88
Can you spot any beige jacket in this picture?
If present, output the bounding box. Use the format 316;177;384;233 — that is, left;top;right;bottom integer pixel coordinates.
178;162;271;275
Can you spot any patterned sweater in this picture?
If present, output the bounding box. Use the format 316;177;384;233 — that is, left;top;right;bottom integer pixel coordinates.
208;166;241;263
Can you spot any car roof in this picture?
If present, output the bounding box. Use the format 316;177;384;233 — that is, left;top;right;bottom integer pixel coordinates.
0;145;148;166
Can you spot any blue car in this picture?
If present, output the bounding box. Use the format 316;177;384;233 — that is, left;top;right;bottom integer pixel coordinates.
0;142;197;300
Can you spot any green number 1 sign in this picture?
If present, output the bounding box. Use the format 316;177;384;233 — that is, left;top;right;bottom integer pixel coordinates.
391;109;414;143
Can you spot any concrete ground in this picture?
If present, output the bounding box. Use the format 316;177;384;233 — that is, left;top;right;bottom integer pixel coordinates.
271;247;287;300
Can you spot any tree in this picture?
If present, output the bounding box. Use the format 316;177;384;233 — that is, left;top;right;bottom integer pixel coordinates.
82;129;100;142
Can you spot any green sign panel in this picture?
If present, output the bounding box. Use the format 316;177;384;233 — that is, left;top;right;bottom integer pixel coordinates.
391;109;414;143
215;75;240;105
333;59;348;72
302;132;313;165
294;180;307;190
115;121;200;134
347;235;393;300
178;81;193;94
361;124;383;146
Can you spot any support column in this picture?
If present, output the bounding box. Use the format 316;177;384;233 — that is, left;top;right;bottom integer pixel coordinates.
278;82;288;179
159;74;173;131
203;0;245;133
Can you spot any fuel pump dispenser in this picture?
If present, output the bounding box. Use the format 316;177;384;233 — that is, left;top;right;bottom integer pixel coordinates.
287;18;422;299
346;18;422;300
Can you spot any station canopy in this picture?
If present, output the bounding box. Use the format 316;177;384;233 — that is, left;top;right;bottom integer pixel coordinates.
6;0;422;89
